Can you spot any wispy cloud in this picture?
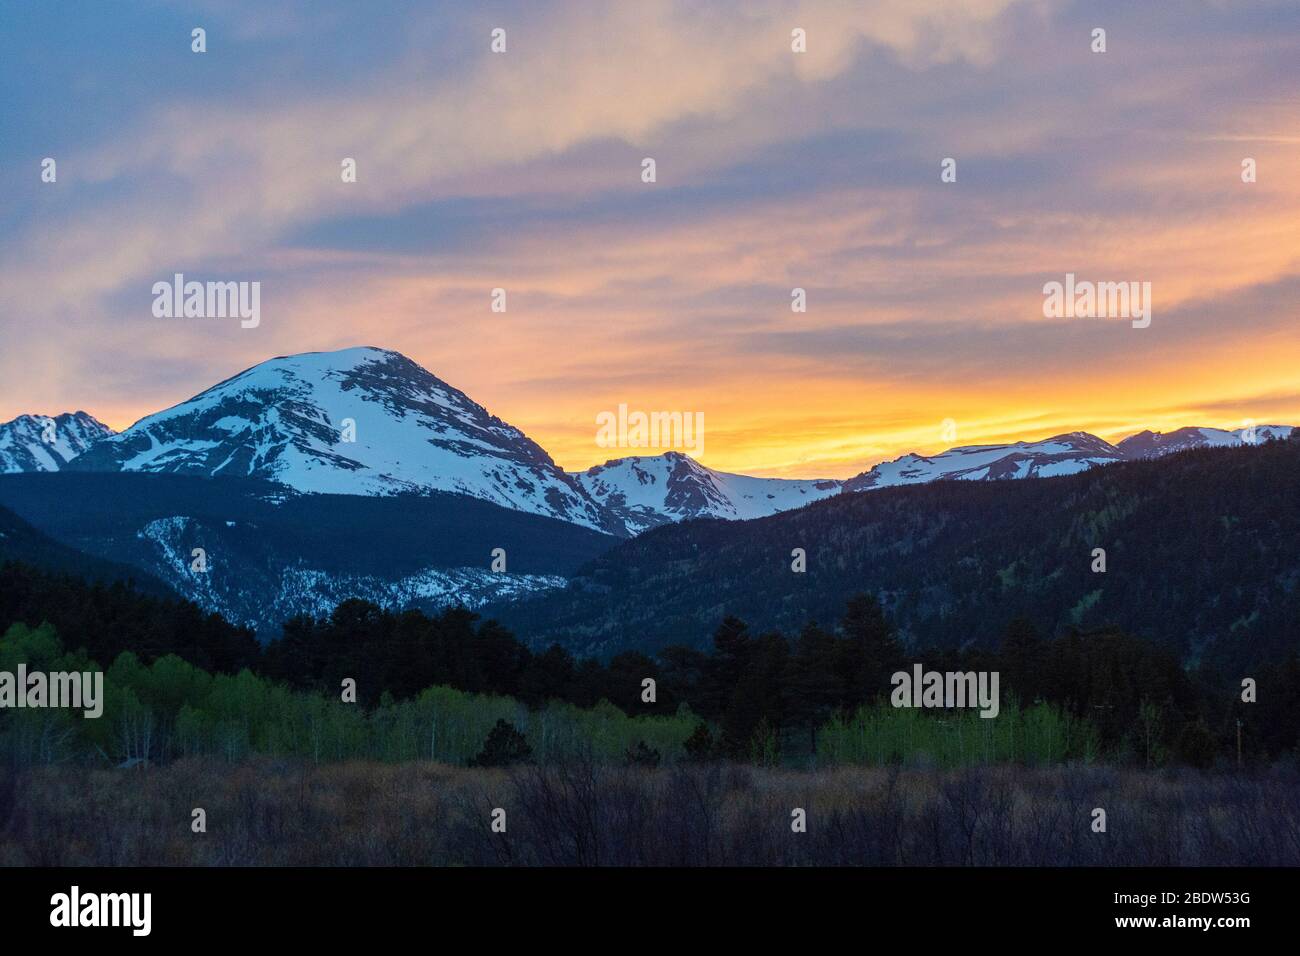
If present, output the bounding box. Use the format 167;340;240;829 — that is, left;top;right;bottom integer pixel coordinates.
2;0;1298;476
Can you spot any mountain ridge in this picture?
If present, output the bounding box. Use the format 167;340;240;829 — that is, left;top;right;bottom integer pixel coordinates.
489;435;1300;669
0;411;115;474
4;346;1293;535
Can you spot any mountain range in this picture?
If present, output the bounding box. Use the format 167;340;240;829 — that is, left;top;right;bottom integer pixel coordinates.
490;434;1300;669
4;346;1292;536
1;346;1294;641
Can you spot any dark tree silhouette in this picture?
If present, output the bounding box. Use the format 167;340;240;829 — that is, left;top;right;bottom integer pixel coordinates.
470;719;534;768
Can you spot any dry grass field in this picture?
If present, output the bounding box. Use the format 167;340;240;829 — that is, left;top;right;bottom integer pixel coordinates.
3;758;1297;866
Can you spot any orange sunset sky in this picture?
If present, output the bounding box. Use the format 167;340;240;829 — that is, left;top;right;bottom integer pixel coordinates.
2;1;1298;478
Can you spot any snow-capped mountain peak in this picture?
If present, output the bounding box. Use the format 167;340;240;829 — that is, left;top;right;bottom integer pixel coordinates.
70;347;619;533
0;411;115;473
842;431;1124;491
1116;424;1295;459
572;450;842;534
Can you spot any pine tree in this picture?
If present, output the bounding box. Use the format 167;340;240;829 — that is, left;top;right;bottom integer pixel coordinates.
1000;616;1043;703
839;593;901;702
700;615;751;717
470;718;533;767
683;721;715;762
786;621;842;750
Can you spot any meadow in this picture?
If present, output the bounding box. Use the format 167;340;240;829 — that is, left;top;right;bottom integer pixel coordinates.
4;758;1296;866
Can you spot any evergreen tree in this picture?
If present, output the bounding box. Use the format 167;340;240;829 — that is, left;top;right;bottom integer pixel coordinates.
719;633;787;760
683;721;715;762
470;718;534;767
1000;616;1043;702
839;592;901;702
785;621;843;750
607;651;663;713
519;644;578;707
701;615;751;717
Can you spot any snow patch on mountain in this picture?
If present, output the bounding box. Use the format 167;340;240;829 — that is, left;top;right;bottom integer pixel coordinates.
136;515;564;633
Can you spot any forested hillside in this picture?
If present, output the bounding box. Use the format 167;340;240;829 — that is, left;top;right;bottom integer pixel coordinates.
0;504;172;598
0;562;259;675
493;438;1300;672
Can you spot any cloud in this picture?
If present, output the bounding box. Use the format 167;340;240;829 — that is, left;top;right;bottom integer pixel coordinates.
2;0;1299;478
1;0;1036;306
